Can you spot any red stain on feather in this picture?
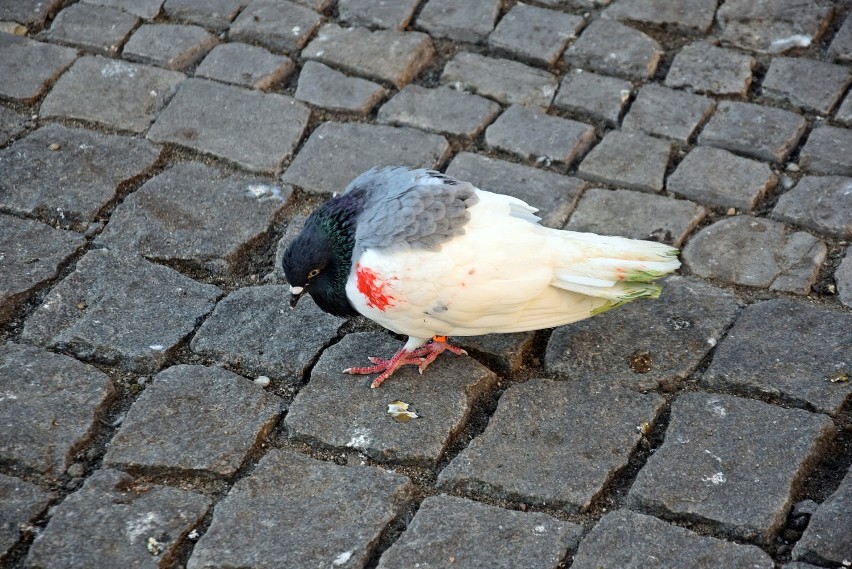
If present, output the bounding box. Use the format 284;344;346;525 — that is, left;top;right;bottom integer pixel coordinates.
355;264;396;311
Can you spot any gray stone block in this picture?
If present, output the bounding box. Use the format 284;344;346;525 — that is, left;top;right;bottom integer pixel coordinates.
456;331;536;375
545;277;738;391
27;469;211;568
702;299;852;416
303;23;434;88
187;450;414;569
0;106;29;146
0;343;115;478
627;392;835;543
0;0;63;26
572;510;774;569
602;0;717;33
378;84;500;138
40;55;186;133
281;121;450;194
103;365;282;477
762;57;851;114
830;14;852;62
148;78;310;174
21;249;222;373
0;123;162;230
577;130;672;193
0;34;77;104
0;215;86;323
699;101;807;163
793;467;852;566
439;378;664;512
565;188;706;247
285;333;497;465
622;84;715;143
772;175;852;239
295;60;387;115
338;0;420;30
229;0;321;53
191;286;346;383
682;216;827;294
163;0;247;32
441;51;557;107
416;0;501;43
665;41;755;97
47;3;139;55
195;42;295;90
445;152;585;229
82;0;165;19
717;0;833;54
838;249;852;308
123;23;218;70
485;104;595;166
377;495;583;569
553;70;632;126
96;162;292;276
488;3;584;66
837;91;852;127
0;474;53;559
799;126;852;176
667;146;778;212
564;19;662;80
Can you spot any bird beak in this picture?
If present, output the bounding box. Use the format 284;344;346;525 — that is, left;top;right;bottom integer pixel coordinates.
289;285;304;309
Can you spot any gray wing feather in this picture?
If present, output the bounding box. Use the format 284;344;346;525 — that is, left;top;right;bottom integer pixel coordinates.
348;167;479;257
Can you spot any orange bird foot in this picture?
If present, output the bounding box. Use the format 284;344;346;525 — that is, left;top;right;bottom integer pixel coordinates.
343;336;467;388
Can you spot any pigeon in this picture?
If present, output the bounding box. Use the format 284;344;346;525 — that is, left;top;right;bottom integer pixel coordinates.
282;166;680;388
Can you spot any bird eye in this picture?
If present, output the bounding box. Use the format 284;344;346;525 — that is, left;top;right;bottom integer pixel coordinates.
307;268;320;279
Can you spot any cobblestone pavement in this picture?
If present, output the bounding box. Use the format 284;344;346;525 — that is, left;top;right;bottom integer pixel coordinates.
1;0;851;567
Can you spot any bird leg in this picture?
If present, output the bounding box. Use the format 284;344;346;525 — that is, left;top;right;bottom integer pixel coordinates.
343;335;467;388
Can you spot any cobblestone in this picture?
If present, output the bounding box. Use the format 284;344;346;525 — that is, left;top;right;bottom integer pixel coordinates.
26;469;211;568
792;467;852;566
716;0;833;54
565;188;706;247
667;146;778;212
0;106;30;146
762;57;851;115
103;365;282;477
838;249;852;308
564;19;662;80
0;0;63;27
446;153;584;229
0;215;85;322
799;126;852;176
664;41;755;97
191;287;346;383
40;55;186;133
572;509;774;569
0;123;162;230
378;85;500;138
682;216;827;294
295;60;387;115
82;0;165;19
281;121;450;194
46;3;139;55
830;14;852;62
187;449;414;568
455;331;536;375
487;3;584;66
228;0;321;54
628;393;835;543
337;0;420;30
771;175;852;239
602;0;717;34
96;162;292;275
622;84;715;144
699;101;807;163
553;70;632;126
485;104;595;166
21;249;222;373
441;52;557;107
837;91;852;126
702;299;852;416
122;23;217;70
163;0;246;32
545;277;738;391
0;342;115;478
285;332;497;465
439;378;665;512
577;130;672;193
377;495;583;569
0;474;53;558
0;34;77;103
303;23;434;88
195;42;295;91
415;0;501;43
147;78;310;173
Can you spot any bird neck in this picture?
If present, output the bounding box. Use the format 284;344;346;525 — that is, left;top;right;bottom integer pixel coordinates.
313;196;361;316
